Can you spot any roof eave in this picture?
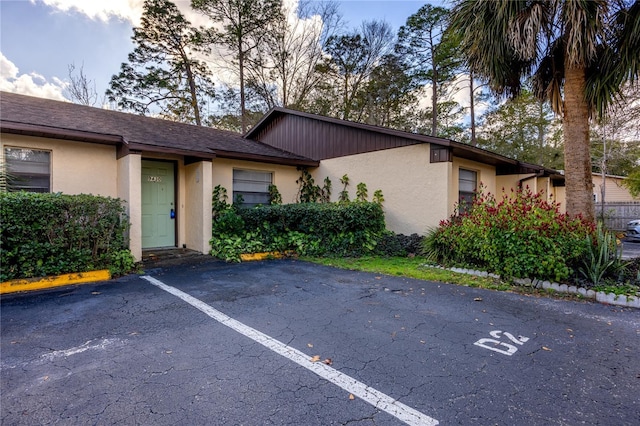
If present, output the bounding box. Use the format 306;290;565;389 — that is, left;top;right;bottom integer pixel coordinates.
214;149;319;167
1;120;123;145
123;142;217;160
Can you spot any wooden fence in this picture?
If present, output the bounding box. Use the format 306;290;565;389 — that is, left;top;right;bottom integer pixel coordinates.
595;202;640;231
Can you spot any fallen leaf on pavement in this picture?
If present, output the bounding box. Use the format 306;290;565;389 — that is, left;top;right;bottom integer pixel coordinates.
542;346;552;351
307;343;313;348
474;297;483;301
310;355;321;362
323;358;333;366
349;394;355;400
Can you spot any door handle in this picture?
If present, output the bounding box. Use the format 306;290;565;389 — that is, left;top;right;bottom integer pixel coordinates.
170;209;175;219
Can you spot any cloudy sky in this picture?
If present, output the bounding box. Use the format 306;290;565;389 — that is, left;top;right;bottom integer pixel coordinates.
1;0;442;103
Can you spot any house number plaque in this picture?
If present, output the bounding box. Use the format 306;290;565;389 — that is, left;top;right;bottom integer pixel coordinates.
147;176;162;182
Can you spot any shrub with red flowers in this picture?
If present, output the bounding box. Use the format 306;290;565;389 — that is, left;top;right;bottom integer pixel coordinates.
423;186;596;282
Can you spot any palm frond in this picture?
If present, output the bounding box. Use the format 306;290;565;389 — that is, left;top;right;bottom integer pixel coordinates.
450;0;539;97
586;0;640;119
532;37;565;114
561;0;608;67
508;0;554;61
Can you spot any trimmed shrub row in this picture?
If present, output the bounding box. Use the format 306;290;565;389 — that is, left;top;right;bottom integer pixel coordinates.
211;202;386;261
1;192;134;281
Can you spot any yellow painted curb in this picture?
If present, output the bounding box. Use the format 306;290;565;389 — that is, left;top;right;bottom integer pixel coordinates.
240;252;283;262
0;270;111;295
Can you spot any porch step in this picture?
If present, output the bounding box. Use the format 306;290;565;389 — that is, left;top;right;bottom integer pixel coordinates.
141;248;207;268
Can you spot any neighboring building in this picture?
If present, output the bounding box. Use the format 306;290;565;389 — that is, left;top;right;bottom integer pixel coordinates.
247;108;566;235
2;92;571;260
592;173;637;203
592;173;639;231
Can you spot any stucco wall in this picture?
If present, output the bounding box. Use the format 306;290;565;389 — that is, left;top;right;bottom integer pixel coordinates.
1;134;118;196
314;144;451;235
185;161;213;254
211;158;301;204
495;174;534;196
118;154;142;260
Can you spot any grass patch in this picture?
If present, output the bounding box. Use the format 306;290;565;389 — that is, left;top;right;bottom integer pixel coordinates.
303;256;512;291
302;256;639;301
592;283;639;296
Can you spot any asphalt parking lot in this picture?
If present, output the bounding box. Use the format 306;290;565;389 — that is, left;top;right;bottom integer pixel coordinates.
2;259;639;425
622;238;640;259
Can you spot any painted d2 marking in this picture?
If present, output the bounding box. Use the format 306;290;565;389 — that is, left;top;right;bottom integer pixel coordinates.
489;330;529;345
474;330;530;356
474;338;518;355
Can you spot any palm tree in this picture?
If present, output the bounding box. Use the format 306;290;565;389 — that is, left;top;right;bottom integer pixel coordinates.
449;0;639;221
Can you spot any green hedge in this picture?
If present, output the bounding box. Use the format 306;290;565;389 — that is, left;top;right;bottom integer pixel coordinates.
211;202;386;261
1;192;134;281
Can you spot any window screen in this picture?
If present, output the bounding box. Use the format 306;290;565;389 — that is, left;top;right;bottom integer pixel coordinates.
4;147;51;192
233;169;272;208
458;168;477;213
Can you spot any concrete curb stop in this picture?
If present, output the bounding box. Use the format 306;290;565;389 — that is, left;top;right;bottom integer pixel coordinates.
239;252;283;262
0;270;111;295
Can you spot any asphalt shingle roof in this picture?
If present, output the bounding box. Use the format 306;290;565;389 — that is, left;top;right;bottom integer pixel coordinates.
0;92;316;165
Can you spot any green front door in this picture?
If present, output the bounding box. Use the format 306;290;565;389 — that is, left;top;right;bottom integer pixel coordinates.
141;160;176;248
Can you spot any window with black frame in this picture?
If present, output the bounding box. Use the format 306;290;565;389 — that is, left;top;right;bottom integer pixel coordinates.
232;169;272;208
3;147;51;192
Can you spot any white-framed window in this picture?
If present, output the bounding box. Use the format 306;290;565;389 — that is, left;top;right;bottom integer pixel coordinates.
233;169;272;208
3;147;51;192
458;168;477;213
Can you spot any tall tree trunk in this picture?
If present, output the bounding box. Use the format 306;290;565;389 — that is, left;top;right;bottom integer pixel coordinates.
429;33;437;137
184;60;202;126
239;42;246;133
431;70;437;137
563;66;594;221
470;71;476;146
343;75;350;120
537;100;544;165
238;8;246;134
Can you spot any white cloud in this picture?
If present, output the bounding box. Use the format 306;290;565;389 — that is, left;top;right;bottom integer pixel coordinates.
32;0;145;24
0;52;68;101
31;0;213;27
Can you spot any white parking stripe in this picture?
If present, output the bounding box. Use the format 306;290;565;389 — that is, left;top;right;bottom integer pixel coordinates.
142;275;438;426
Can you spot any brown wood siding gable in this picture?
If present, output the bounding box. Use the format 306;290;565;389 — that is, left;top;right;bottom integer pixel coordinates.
255;114;422;161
